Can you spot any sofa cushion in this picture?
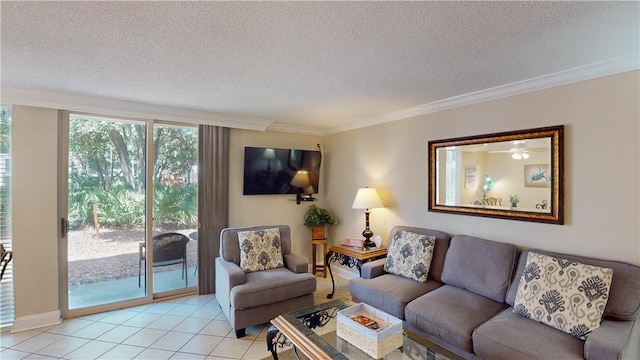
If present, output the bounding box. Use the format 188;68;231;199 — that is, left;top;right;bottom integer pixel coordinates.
507;249;640;322
440;235;518;302
238;228;284;272
513;252;613;339
473;308;584;360
383;231;435;282
405;285;508;353
230;268;316;309
350;274;442;320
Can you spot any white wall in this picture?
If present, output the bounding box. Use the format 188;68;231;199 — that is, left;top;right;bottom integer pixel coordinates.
324;71;640;266
228;129;324;264
11;106;59;320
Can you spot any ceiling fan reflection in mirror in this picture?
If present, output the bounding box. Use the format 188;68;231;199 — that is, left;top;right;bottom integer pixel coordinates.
488;141;547;160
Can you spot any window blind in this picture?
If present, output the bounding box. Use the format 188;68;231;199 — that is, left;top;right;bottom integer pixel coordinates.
0;105;14;328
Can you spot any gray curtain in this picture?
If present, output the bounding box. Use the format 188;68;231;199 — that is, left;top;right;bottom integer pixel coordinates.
197;125;229;294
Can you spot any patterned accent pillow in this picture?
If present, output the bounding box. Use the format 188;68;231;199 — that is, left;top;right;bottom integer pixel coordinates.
383;231;435;282
513;252;613;339
238;228;284;273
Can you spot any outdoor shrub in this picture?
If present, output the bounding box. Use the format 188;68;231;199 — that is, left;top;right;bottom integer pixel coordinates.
67;190;93;229
67;184;197;229
153;184;197;227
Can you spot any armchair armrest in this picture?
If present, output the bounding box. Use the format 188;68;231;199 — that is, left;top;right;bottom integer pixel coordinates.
215;257;246;319
360;258;387;279
216;258;246;287
584;319;638;360
284;253;309;274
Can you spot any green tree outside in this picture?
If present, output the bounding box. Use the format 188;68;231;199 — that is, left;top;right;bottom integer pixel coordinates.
68;117;197;229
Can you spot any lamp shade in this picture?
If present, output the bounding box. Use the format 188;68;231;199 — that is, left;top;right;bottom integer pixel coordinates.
351;187;383;209
263;148;276;159
290;170;311;188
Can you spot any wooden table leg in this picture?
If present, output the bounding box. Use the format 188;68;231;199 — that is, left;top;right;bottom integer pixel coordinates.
322;241;327;278
312;242;317;276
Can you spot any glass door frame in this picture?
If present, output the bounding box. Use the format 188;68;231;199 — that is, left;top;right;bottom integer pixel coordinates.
58;111;197;319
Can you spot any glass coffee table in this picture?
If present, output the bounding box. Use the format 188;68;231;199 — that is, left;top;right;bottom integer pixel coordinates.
266;299;460;360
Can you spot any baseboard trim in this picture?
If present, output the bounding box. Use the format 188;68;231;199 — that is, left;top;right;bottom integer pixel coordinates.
331;265;359;280
11;310;62;333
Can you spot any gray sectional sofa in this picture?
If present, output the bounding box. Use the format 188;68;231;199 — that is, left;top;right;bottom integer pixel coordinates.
350;226;640;359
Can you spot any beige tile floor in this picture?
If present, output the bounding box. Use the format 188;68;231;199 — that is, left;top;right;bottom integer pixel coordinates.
0;274;352;360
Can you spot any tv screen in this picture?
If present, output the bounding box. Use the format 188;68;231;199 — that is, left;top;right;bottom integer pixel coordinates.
243;146;321;195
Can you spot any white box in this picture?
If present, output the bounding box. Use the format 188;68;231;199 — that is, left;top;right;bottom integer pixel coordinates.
336;303;403;359
344;237;364;249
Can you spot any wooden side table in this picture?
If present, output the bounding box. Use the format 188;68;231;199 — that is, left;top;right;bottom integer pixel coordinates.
325;245;387;299
311;238;328;278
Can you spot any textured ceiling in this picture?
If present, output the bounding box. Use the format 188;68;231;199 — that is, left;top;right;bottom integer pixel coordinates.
1;1;639;131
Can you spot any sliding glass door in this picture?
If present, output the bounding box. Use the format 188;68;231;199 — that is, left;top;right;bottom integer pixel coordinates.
60;113;197;316
151;124;198;293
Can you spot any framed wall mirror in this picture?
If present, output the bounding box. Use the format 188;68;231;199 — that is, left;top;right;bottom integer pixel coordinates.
428;125;564;224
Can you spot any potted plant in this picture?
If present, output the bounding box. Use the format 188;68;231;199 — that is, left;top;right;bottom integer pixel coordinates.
303;205;337;239
509;194;520;209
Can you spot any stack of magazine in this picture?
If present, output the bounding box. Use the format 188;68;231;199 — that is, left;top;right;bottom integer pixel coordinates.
350;315;386;332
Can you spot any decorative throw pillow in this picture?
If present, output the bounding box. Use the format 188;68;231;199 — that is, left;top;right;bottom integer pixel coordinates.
513;252;613;339
238;228;284;273
383;231;435;282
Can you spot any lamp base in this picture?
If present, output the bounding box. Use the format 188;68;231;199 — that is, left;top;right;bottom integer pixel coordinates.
362;228;375;249
363;238;376;250
362;209;376;250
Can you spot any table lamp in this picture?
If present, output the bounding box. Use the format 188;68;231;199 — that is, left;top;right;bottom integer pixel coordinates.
291;170;314;204
351;187;383;249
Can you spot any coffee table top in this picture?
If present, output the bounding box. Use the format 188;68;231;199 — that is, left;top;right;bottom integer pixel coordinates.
270;299;458;360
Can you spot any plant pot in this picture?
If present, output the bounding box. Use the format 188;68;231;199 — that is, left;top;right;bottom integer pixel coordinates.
312;226;325;240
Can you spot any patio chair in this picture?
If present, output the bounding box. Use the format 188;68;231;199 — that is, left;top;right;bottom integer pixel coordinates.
139;232;190;289
1;244;12;281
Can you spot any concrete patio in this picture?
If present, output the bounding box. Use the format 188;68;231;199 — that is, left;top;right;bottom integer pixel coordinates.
69;267;198;309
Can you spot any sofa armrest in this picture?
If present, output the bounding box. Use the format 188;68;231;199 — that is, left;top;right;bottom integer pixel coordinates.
584;319;638;360
215;257;246;318
284;253;309;273
361;258;387;279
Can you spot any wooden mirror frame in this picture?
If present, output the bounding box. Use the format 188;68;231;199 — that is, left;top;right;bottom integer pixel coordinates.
428;125;564;224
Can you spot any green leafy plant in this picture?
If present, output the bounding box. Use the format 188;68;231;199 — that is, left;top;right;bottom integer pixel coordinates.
303;205;337;230
153;184;197;226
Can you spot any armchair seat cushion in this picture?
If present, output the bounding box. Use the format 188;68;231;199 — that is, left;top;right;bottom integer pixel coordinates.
350;274;442;320
230;267;316;310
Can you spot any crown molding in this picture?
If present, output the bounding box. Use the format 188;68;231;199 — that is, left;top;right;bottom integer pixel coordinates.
3;54;637;135
267;122;325;136
326;54;640;135
0;87;273;131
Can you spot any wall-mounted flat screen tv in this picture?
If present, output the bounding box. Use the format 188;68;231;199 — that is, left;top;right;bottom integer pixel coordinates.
243;146;321;195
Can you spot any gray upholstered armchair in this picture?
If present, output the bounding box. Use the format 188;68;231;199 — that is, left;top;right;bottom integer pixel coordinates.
215;225;316;338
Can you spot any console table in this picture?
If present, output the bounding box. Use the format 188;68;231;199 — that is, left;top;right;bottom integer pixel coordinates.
325;245;387;299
